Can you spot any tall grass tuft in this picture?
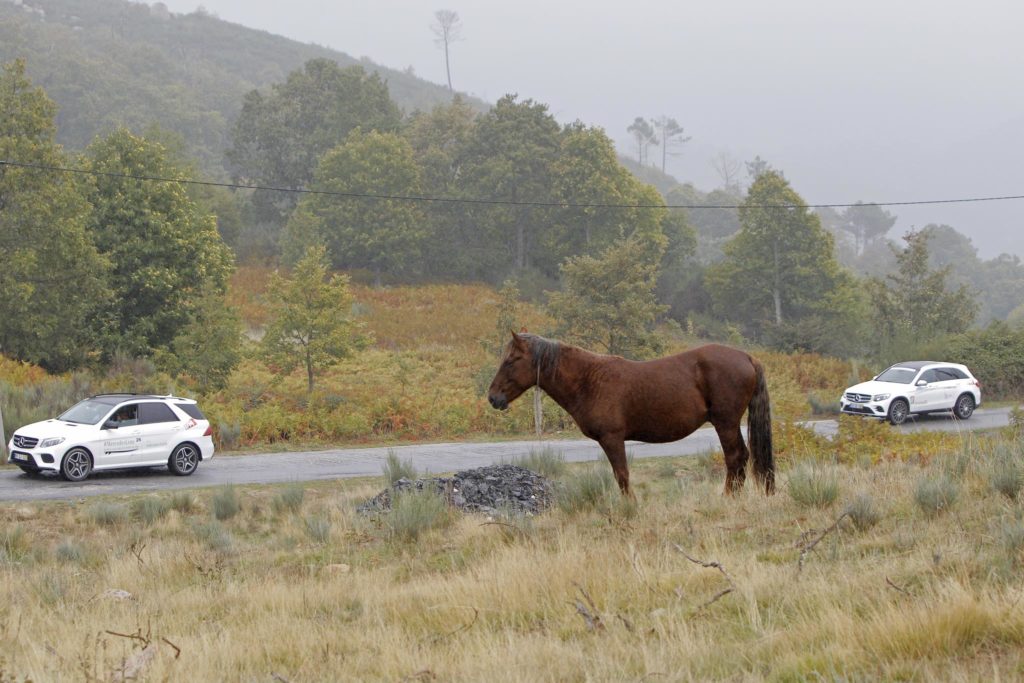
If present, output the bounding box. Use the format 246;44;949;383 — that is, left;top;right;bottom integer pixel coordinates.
987;445;1024;500
388;490;451;542
273;484;306;515
131;497;171;525
382;450;419;486
787;463;840;508
844;493;882;531
211;485;241;521
0;526;29;564
510;445;567;478
556;464;618;515
915;474;959;516
87;502;129;526
55;539;86;564
169;491;196;514
304;514;332;544
193;520;234;552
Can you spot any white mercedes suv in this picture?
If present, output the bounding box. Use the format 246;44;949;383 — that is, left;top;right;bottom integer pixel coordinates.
840;361;982;425
6;394;215;481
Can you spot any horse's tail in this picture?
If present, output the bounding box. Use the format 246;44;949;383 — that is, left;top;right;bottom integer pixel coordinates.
747;359;775;494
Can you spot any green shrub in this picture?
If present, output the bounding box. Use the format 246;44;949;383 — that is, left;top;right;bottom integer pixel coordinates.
55;539;86;564
169;491;196;514
273;484;306;515
787;463;840;508
131;497;170;525
217;421;242;451
988;446;1024;500
382;450;419;486
914;475;959;516
556;465;618;515
510;446;567;478
844;493;881;531
304;514;332;544
87;502;129;526
211;485;241;521
388;490;451;542
193;520;233;552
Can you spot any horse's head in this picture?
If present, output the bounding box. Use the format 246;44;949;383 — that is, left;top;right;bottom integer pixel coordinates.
487;331;538;410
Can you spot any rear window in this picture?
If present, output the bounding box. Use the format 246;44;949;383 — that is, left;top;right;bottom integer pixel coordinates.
175;403;206;420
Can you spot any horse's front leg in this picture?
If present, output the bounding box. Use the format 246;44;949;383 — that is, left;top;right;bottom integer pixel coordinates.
598;436;634;499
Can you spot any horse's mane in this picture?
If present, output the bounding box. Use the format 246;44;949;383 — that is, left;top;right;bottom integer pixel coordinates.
521;334;561;376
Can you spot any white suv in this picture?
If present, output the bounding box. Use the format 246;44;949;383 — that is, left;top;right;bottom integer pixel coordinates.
840;361;982;425
6;394;215;481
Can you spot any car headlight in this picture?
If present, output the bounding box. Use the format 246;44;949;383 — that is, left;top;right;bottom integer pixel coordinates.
872;394;890;402
39;437;65;449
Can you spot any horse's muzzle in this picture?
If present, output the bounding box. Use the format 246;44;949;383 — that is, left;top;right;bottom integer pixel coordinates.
488;393;508;410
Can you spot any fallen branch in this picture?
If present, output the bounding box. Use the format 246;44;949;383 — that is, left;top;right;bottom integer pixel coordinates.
797;512;850;573
571;583;605;631
672;544;736;612
885;576;911;596
128;541;146;566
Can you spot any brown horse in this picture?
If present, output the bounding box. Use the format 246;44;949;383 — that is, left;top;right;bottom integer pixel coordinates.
488;332;774;496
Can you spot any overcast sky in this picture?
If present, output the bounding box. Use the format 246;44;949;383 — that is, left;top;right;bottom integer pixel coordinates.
157;0;1024;257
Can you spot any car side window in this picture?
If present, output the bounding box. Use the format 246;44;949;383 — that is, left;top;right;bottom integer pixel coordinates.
110;404;139;427
139;403;180;425
919;369;939;384
941;367;968;380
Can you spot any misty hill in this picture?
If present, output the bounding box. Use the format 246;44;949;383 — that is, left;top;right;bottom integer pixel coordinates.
0;0;482;174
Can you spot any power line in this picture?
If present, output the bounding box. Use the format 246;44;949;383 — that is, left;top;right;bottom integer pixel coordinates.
3;158;1024;210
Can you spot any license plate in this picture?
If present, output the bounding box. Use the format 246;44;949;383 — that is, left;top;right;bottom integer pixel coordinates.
10;452;26;462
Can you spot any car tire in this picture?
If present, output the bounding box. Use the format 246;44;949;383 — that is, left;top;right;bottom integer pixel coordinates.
953;394;975;420
887;399;910;426
60;447;93;482
168;443;200;476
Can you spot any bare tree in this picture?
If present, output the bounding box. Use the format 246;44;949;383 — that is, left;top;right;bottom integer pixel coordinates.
627;117;657;166
652;116;691;173
711;151;742;192
432;10;462;92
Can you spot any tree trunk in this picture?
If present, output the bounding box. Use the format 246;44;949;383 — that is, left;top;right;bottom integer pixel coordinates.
773;243;783;325
444;41;453;91
306;347;314;393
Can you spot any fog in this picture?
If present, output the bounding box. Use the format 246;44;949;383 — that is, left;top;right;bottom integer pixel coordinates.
156;0;1024;258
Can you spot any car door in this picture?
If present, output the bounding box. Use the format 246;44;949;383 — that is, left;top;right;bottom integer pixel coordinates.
933;368;962;410
97;403;143;467
134;402;182;464
912;369;943;410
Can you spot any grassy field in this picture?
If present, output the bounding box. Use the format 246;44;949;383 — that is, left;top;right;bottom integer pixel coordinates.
2;429;1023;681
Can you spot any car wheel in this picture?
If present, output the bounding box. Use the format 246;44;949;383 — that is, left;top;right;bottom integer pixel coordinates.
954;394;975;420
887;399;910;426
60;448;93;482
169;443;200;476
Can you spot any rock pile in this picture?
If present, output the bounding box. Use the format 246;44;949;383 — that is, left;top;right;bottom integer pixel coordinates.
358;464;553;516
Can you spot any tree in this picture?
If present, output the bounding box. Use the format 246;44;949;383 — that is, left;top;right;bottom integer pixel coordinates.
156;292;243;393
744;155;774;181
226;59;402;224
260;246;370;393
85;128;234;358
651;116;690;174
431;10;462;92
458;95;562;276
841;202;896;256
868;229;976;351
627;117;657;166
705;171;862;353
283;129;426;283
547;234;668;359
0;59;108;371
710;151;743;193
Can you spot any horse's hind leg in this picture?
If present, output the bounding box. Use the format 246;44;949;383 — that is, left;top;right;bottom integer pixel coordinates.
598;436;634;499
712;420;749;495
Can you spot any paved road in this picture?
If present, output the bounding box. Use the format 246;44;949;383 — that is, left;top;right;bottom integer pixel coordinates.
0;407;1012;502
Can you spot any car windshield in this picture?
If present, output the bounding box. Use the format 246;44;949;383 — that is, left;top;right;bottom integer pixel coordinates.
58;399;114;425
875;367;918;384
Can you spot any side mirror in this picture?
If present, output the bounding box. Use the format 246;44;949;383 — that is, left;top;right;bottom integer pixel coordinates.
103;420;119;430
916;380;928;387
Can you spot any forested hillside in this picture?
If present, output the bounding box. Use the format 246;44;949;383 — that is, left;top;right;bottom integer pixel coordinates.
0;0;482;174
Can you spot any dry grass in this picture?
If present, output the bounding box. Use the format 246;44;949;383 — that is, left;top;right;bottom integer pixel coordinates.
2;436;1023;681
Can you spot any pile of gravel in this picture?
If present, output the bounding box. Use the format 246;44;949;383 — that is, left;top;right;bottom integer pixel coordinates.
357;464;553;516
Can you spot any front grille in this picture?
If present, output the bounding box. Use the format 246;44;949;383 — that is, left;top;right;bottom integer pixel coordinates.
13;435;38;449
844;393;871;403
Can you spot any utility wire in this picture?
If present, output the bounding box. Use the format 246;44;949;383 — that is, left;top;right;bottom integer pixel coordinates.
3;158;1024;210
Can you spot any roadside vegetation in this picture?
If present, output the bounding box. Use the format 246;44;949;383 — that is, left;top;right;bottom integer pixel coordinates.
1;429;1023;680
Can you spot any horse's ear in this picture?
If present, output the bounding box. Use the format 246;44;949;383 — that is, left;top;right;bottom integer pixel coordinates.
510;329;526;349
